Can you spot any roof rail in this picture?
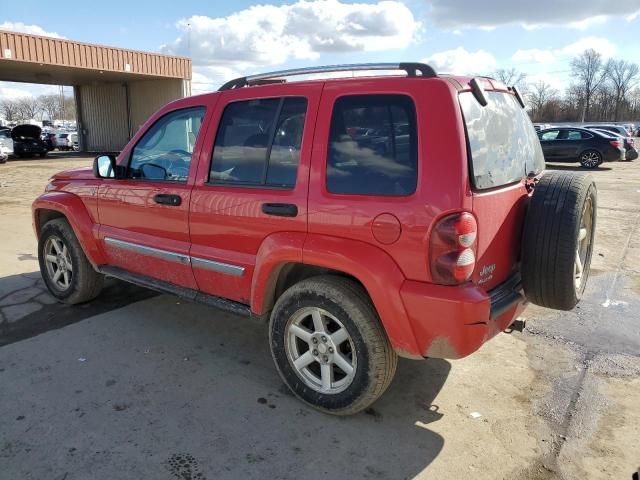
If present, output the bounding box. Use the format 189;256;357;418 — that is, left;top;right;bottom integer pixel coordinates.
218;62;437;91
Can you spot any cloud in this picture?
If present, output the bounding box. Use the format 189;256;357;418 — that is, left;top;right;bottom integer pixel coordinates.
424;47;497;75
512;37;617;65
161;0;421;69
0;82;62;101
0;21;65;39
429;0;640;30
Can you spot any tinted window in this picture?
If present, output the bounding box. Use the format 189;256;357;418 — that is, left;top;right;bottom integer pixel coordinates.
129;107;205;182
567;130;582;140
210;97;307;188
327;95;417;196
461;91;545;190
540;130;560;141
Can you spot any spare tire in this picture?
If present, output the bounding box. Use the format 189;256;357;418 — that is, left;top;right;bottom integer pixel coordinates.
521;171;597;310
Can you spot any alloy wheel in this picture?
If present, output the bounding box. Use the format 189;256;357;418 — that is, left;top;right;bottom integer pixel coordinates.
284;307;357;394
574;196;594;290
43;236;73;290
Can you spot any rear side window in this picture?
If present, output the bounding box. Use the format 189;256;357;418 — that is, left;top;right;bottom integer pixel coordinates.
327;95;417;196
210;97;307;188
540;130;560;140
461;91;544;190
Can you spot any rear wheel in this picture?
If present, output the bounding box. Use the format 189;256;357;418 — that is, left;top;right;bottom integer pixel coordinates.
38;218;104;304
521;172;597;310
269;275;397;415
579;149;602;169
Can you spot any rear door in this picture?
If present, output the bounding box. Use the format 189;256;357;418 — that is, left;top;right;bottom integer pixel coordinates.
538;129;561;159
460;90;545;289
189;83;321;304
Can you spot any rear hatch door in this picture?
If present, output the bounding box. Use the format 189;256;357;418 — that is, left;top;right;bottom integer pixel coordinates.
459;87;545;290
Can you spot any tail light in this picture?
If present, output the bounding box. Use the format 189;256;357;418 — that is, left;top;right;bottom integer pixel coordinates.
430;212;478;285
610;140;622;148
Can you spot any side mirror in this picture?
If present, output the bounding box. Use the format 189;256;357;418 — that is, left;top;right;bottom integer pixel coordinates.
93;154;117;178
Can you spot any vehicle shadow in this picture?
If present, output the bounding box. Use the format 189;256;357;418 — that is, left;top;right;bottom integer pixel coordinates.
0;292;450;479
546;163;613;172
0;272;157;347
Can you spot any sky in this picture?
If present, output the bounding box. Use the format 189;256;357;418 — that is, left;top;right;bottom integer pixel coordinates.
1;0;640;99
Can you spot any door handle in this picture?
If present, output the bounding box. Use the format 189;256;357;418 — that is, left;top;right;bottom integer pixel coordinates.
261;203;298;217
153;194;182;206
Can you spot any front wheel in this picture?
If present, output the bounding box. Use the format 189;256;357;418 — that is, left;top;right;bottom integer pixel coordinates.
269;275;397;415
38;218;104;304
579;150;602;169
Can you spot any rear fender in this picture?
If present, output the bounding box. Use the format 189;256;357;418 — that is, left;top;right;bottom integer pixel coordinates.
32;192;105;267
251;232;306;316
302;234;421;359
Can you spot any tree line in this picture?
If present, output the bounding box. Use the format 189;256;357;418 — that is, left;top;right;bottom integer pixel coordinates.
0;94;76;123
493;49;640;123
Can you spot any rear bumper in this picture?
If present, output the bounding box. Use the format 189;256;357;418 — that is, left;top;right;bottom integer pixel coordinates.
400;274;527;359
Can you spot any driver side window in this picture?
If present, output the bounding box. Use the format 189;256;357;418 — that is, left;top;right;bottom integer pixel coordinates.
128;106;206;182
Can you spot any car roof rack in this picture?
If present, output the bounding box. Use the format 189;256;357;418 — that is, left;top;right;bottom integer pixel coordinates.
218;62;437;91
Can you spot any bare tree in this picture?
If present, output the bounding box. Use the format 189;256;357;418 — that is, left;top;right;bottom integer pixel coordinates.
527;80;558;121
492;67;527;88
37;94;62;121
0;99;20;122
16;97;40;121
570;49;609;121
606;59;640;121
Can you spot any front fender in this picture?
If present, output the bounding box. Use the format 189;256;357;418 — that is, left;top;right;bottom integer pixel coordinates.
303;234;421;359
32;192;106;267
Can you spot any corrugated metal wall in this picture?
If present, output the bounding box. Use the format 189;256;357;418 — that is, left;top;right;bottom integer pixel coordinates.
77;79;190;151
77;83;129;152
128;79;187;135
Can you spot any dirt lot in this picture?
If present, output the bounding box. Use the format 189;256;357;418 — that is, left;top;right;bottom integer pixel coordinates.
0;154;639;480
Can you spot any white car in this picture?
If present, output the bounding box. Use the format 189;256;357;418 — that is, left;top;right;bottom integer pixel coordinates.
0;128;13;162
55;132;74;151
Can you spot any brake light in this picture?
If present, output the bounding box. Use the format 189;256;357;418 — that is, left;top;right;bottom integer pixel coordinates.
610;140;622;148
430;212;478;285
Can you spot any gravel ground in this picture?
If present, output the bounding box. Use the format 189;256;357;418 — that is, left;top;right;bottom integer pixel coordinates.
0;154;638;480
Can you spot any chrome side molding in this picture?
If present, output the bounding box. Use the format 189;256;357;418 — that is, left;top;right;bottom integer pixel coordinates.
104;237;245;276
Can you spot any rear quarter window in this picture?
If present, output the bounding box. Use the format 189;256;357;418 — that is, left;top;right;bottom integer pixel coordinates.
327;94;417;196
460;91;544;190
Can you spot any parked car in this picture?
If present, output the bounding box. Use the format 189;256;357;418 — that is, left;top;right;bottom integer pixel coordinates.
590;128;638;161
537;127;623;168
41;132;56;151
583;124;630;137
32;63;597;414
0;127;14;161
55;132;74;151
70;132;79;151
12;124;48;158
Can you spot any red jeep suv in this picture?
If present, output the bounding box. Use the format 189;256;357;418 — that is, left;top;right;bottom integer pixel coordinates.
33;63;597;415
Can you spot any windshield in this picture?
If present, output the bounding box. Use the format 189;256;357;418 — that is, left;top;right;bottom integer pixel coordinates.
460;91;545;190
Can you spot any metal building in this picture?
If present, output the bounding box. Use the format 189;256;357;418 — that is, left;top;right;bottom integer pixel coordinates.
0;30;192;152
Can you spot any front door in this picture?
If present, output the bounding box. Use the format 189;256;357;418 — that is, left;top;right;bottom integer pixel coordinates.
189;83;321;304
98;104;208;289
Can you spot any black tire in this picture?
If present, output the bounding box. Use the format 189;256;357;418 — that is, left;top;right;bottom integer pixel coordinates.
269;275;397;415
521;172;597;310
39;152;47;158
579;149;602;169
38;218;104;304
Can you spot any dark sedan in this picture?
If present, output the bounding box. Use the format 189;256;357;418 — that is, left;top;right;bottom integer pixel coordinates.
537;127;623;168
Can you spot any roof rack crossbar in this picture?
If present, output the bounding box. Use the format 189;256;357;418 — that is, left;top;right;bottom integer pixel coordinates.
218;62;437;91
